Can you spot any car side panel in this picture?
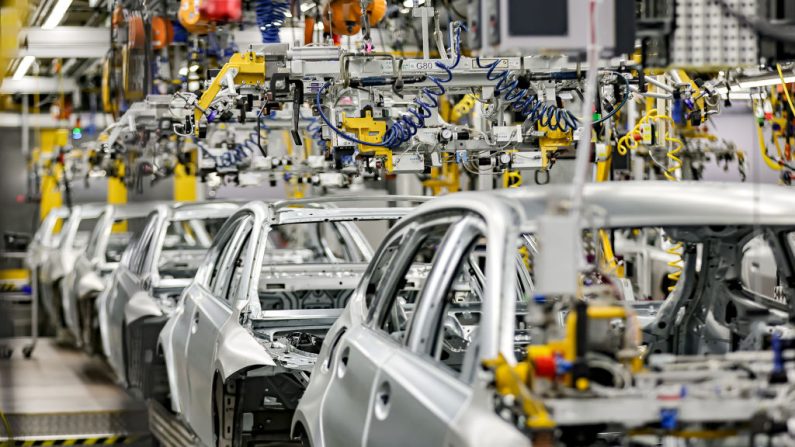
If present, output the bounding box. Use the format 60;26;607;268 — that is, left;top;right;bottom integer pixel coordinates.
318;326;396;447
159;284;197;415
105;266;143;384
184;285;233;447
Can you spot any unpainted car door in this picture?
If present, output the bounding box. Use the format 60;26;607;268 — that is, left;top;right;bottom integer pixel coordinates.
106;212;159;382
164;216;247;419
365;216;484;447
318;214;459;447
183;214;254;444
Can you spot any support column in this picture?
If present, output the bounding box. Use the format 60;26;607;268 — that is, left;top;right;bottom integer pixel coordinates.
174;149;198;202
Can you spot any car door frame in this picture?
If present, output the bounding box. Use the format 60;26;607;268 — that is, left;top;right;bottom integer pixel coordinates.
181;209;259;445
313;211;462;447
361;214;485;446
106;209;163;382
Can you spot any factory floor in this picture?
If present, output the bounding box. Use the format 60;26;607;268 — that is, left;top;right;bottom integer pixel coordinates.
0;338;151;446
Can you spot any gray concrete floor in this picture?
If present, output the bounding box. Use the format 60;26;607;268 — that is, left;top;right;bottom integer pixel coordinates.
0;338;150;445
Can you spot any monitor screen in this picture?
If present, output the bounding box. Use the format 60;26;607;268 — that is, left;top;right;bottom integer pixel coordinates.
508;0;569;37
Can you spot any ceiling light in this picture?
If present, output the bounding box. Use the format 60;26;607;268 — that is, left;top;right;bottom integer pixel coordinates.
300;3;315;12
13;56;36;80
42;0;74;29
737;74;795;89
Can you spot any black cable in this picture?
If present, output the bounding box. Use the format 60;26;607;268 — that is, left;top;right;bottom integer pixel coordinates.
711;0;795;44
143;11;154;96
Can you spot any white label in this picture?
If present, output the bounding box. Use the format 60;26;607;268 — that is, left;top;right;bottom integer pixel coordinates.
472;58;521;70
381;59;441;72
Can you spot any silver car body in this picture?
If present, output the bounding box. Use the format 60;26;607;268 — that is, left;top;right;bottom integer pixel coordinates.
62;202;163;349
294;181;795;447
158;200;413;446
38;203;105;331
26;206;70;271
99;201;240;387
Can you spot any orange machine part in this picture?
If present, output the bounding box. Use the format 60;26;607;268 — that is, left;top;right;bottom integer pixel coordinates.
178;0;213;34
321;0;386;36
111;4;124;26
151;16;174;49
304;17;315;44
127;15;145;49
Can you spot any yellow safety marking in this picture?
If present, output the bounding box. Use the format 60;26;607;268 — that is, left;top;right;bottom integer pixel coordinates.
0;270;29;280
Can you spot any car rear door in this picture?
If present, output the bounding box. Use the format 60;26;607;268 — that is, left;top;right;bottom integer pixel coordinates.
183;214;253;444
106;212;158;382
319;215;459;447
363;216;485;447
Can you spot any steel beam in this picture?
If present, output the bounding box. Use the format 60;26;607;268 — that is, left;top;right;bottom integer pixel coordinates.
0;76;78;94
17;27;109;59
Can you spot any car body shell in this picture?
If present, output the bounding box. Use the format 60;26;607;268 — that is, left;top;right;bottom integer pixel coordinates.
62;202;164;348
294;181;795;447
99;201;241;387
38;204;105;331
26;206;70;272
158;200;412;446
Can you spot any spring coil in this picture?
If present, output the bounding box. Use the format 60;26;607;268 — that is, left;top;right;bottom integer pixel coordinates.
308;116;328;153
256;0;289;43
198;121;269;169
476;58;578;132
666;242;684;293
316;23;464;149
617;109;684;181
199;141;251;169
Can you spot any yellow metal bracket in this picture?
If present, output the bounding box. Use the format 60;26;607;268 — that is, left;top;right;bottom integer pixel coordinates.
194;51;266;131
341;111;392;171
538;125;573;169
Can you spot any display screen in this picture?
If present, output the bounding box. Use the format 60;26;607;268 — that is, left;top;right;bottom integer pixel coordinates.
508;0;568;37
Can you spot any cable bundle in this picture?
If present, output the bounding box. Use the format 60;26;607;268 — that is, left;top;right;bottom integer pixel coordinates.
316;23;465;149
256;0;289;43
476;58;578;132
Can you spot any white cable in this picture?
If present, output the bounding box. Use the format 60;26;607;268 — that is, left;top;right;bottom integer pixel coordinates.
571;0;601;213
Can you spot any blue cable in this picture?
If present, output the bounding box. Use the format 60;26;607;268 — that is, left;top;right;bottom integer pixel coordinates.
256;0;289;43
199;115;272;169
315;23;465;149
476;58;578;132
307;116;328;152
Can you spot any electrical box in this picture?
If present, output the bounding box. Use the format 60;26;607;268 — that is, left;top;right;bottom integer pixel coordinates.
512;151;543;169
478;0;635;56
393;153;426;173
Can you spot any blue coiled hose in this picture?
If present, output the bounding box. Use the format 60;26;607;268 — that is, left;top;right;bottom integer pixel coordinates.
476;58;578;132
199;140;251;169
316;23;465;149
256;0;289;43
199;118;270;169
307;116;328;153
